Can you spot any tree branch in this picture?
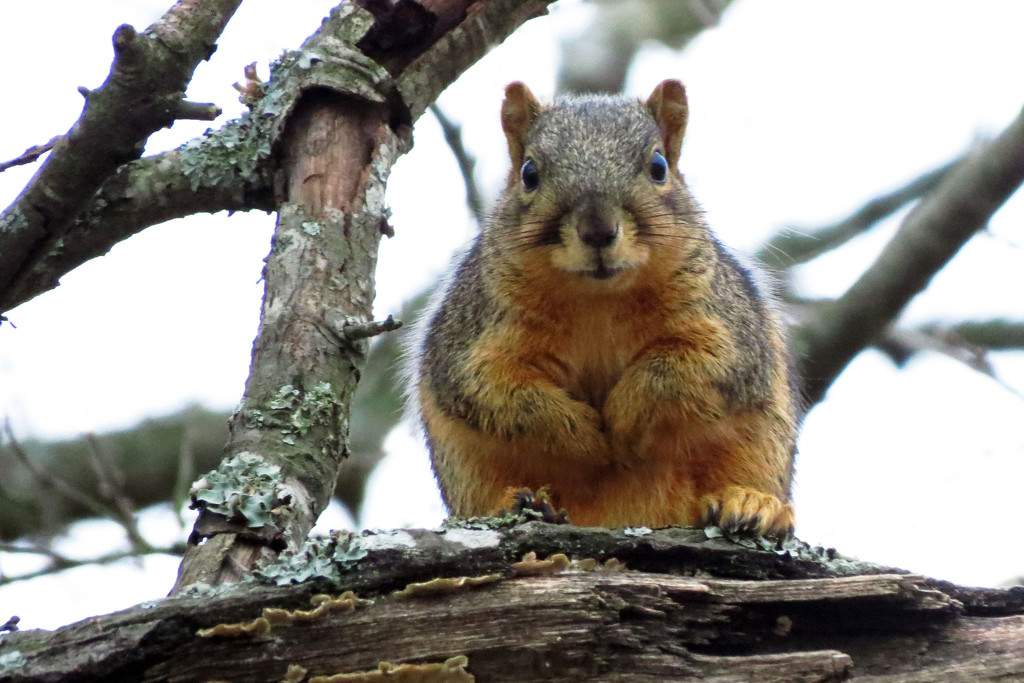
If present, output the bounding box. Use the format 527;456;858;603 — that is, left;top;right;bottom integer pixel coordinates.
757;155;962;270
2;125;278;314
2;420;118;524
83;434;154;554
557;0;735;95
795;105;1024;406
0;0;242;312
926;319;1024;351
0;542;187;587
876;322;1024;400
3;524;1022;681
173;0;556;593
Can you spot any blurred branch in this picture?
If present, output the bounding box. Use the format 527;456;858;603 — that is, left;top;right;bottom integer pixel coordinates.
558;0;733;95
796;105;1024;406
757;155;963;270
3;420;117;522
927;319;1024;351
876;321;1024;401
84;434;153;553
0;407;228;540
0;541;187;587
431;105;484;221
0;0;242;312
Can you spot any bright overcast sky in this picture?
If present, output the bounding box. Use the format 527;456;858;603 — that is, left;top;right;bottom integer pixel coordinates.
1;0;1023;628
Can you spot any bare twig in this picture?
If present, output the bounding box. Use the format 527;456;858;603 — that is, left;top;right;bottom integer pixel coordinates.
757;155;963;270
431;104;484;220
796;105;1024;406
332;314;404;343
0;136;61;173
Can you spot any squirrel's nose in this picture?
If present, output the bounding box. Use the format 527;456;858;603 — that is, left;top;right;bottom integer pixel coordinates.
578;217;618;248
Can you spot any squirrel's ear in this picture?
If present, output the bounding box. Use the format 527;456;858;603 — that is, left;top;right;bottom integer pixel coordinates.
501;82;542;169
645;79;688;168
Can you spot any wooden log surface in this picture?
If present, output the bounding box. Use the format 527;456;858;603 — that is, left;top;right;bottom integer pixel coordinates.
1;523;1022;681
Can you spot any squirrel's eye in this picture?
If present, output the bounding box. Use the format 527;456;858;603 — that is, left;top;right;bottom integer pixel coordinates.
649;151;668;184
521;158;540;193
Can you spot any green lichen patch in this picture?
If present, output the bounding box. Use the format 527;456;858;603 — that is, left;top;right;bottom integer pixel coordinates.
190;452;288;529
257;530;370;586
178;116;274;193
266;382;340;446
258;537;340;586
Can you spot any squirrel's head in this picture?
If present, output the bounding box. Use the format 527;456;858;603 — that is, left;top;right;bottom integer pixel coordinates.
492;79;703;291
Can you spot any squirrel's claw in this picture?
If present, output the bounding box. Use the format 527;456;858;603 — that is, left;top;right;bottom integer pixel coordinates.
700;486;794;540
498;487;570;525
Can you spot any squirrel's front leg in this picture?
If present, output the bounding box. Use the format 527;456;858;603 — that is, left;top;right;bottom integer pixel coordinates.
462;330;611;464
602;337;794;539
602;336;729;459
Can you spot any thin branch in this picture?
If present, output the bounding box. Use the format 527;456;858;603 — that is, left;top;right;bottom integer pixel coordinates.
757;155;962;270
430;104;484;220
84;434;154;553
0;0;244;311
172;425;198;531
0;542;188;587
796;105;1024;406
0;540;74;564
2;134;276;314
0;137;61;173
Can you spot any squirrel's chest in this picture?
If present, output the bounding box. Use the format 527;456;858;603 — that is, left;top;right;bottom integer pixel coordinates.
534;299;661;410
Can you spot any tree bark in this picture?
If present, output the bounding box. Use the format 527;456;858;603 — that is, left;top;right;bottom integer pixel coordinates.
2;524;1022;681
173;0;556;591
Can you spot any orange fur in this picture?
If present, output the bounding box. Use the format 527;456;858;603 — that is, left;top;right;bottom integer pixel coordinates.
421;249;795;532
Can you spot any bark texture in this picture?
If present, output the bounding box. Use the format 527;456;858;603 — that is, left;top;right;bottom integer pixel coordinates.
2;524;1022;681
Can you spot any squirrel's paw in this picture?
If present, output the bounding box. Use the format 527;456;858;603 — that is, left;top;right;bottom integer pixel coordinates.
495;487;570;524
700;486;794;540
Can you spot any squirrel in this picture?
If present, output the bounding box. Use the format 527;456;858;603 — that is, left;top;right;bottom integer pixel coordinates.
408;80;798;539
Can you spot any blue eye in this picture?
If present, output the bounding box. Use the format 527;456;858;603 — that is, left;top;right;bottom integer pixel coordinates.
521;158;539;192
649;151;668;184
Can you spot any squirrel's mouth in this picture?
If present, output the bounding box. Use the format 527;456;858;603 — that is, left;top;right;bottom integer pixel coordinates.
591;263;620;280
587;251;623;280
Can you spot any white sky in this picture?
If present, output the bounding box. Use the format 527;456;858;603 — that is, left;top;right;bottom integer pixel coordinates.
1;0;1023;629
